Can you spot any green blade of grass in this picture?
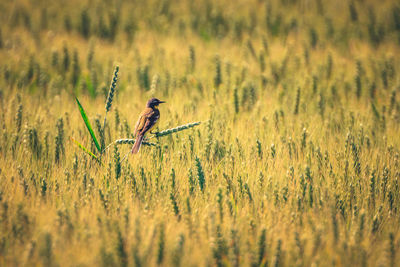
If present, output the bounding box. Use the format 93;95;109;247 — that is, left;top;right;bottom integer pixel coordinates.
75;97;101;153
70;137;101;163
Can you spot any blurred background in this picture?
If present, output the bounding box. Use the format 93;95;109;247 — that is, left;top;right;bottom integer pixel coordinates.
1;0;400;266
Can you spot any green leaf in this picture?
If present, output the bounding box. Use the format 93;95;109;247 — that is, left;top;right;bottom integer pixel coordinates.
71;137;101;164
75;97;101;153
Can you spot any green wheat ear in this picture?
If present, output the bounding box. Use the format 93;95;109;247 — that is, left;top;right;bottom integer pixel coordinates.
103;138;157;153
154;121;201;138
105;66;119;112
101;65;119;151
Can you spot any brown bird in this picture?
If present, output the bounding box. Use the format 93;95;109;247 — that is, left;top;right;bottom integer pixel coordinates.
131;98;165;154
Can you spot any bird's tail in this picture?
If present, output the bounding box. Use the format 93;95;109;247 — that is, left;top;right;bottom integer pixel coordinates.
131;135;144;154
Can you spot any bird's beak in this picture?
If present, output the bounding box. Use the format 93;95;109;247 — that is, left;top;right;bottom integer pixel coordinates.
159;100;166;104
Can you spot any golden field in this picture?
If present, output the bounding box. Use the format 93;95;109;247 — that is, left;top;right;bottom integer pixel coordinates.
0;0;400;266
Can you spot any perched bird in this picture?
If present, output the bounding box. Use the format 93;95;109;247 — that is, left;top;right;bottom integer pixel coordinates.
131;98;165;154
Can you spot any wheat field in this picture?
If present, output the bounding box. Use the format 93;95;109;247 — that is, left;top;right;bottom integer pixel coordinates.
0;0;400;266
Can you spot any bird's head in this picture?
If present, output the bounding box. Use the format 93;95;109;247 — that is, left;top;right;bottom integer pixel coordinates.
147;98;166;108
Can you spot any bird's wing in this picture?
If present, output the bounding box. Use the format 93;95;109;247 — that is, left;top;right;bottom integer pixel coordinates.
139;109;160;135
134;108;154;136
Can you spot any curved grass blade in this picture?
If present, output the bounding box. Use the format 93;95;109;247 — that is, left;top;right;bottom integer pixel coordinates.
75;97;101;153
70;137;101;164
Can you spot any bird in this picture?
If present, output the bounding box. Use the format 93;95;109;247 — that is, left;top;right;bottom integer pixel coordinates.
131;98;165;154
